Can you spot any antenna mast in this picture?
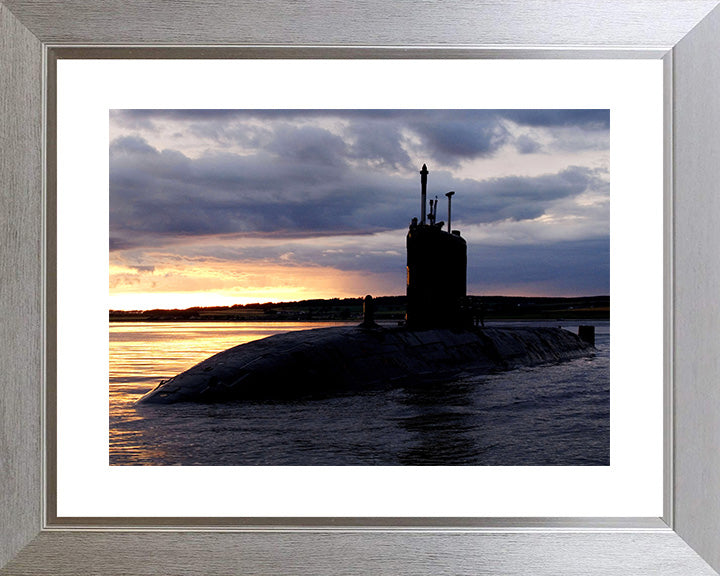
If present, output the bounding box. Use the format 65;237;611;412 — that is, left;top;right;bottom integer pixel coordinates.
420;164;428;225
446;191;455;233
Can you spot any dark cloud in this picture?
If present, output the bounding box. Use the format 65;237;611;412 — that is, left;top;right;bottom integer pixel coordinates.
113;109;609;129
109;237;135;252
502;109;609;130
111;134;158;155
467;238;610;295
113;109;417;124
417;165;600;225
346;121;412;170
412;117;509;165
112;109;250;123
111;109;608;164
515;134;542;154
267;124;349;166
110;133;601;253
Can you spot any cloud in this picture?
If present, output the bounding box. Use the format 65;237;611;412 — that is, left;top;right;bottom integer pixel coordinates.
110;132;605;250
411;116;509;165
502;109;610;130
109;109;610;297
430;165;604;226
113;108;609;131
267;124;349;166
467;237;609;296
346;120;412;170
515;134;542;154
111;109;608;165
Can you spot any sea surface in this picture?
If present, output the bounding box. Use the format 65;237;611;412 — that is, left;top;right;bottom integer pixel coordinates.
110;320;609;466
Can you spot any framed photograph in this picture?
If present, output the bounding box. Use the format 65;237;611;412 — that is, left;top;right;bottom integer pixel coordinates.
2;2;720;574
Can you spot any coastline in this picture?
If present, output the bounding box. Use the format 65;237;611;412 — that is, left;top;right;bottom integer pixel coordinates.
109;294;610;323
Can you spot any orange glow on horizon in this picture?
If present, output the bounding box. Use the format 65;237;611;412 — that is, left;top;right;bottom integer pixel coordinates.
109;260;401;311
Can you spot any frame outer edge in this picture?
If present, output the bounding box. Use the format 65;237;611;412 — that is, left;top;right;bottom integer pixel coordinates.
672;3;720;573
1;0;719;574
0;2;44;570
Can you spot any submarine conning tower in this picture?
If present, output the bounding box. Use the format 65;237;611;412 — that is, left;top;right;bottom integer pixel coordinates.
406;164;468;330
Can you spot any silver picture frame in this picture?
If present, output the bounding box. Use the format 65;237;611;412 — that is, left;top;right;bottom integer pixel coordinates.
2;1;720;574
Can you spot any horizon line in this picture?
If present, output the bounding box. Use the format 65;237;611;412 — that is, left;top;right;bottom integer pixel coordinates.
109;293;611;314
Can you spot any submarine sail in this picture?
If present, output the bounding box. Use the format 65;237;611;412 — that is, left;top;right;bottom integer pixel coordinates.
406;163;468;330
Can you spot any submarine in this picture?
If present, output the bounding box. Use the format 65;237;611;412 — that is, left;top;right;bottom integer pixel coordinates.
138;164;594;404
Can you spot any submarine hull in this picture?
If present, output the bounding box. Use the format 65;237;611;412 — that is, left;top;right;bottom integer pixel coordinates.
137;325;593;404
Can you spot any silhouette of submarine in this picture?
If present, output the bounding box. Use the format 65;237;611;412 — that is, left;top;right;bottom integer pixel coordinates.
138;164;594;404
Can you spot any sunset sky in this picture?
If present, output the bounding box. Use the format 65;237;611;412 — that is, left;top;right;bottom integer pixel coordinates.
109;109;609;311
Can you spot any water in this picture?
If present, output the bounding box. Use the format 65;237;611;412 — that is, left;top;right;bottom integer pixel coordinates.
110;321;609;466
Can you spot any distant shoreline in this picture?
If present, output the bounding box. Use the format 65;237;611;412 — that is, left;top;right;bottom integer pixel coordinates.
110;295;610;323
